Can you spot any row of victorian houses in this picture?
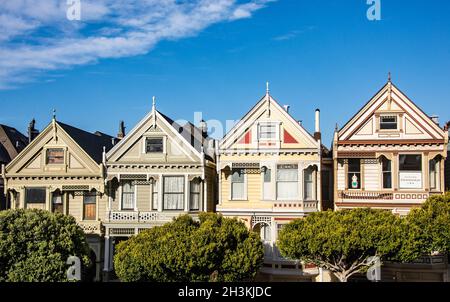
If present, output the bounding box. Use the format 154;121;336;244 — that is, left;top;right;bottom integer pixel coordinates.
1;78;449;282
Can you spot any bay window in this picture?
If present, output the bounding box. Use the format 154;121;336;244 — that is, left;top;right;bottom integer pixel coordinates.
399;155;422;189
276;164;298;200
163;176;184;210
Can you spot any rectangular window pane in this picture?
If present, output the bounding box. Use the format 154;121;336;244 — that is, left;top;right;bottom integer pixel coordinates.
347;159;361;189
231;169;245;200
304;169;314;200
276;165;298;200
263;169;271;183
163;176;184;210
52;192;63;214
190;180;201;211
382;158;392;189
121;181;135;210
146;138;163;153
259;124;276;139
46;149;64;164
429;160;437;189
399;155;422;171
380;116;398;130
152;181;158;210
25;188;46;204
83;193;96;220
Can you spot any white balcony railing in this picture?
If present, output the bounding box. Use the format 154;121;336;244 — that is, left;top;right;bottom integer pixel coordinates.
108;211;174;223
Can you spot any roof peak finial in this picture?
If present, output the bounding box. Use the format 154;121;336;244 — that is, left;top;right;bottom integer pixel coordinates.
266;81;270;95
152;96;156;112
388;72;392;83
52;109;56;121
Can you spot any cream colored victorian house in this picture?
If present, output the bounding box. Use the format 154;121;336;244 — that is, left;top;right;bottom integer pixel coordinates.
2;117;117;281
217;86;330;281
334;79;448;215
102;100;216;276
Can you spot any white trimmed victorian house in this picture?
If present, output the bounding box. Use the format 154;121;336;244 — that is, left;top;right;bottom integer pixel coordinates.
2;116;117;281
333;78;448;215
216;86;331;281
102;100;216;277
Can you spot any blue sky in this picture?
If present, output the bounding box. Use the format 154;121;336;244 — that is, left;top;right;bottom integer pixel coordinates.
0;0;449;146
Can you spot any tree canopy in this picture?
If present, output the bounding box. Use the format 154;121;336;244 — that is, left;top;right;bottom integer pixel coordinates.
0;209;91;282
114;213;264;282
277;208;403;282
398;192;450;262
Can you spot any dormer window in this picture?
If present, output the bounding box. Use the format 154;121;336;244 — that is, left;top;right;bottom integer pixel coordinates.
258;123;277;140
380;115;398;130
145;138;163;153
46;148;64;164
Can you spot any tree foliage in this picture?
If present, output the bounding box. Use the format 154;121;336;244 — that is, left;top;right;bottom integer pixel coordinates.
397;192;450;262
114;213;264;282
0;209;91;282
277;208;403;282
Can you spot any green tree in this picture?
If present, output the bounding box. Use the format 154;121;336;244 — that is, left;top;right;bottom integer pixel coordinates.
114;213;264;282
277;208;403;282
0;209;91;282
397;192;450;262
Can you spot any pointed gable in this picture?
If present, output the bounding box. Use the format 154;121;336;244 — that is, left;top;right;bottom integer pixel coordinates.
6;121;114;176
338;81;447;143
106;109;211;164
220;93;319;151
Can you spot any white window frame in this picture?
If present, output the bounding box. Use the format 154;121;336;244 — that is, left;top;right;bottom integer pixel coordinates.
379;115;398;131
230;168;247;201
276;164;299;201
120;180;136;211
257;122;280;141
142;136;166;154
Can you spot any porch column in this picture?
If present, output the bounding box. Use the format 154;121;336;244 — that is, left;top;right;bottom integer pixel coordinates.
46;188;52;211
103;236;110;272
203;178;208;212
424;153;430;191
317;164;322;211
20;187;25;209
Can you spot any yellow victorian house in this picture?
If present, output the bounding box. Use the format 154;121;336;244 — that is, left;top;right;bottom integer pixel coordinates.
217;85;330;281
2;116;117;281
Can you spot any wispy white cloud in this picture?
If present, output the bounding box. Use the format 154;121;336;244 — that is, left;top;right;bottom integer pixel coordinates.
0;0;273;89
273;26;316;41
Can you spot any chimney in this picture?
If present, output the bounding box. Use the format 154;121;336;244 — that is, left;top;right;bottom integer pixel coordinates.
199;119;208;146
118;121;126;139
28;119;39;143
283;105;290;113
430;115;439;126
314;109;321;141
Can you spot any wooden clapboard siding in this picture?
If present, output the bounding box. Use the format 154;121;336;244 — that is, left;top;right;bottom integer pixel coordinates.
364;161;380;191
69;194;82;220
337;162;346;190
136;184;151;211
98;195;107;221
247;173;261;203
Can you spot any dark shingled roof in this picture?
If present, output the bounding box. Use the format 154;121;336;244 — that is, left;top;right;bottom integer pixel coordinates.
0;124;28;164
158;111;215;161
58;122;118;164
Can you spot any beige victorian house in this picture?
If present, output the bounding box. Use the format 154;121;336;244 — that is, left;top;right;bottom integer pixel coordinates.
102;100;216;277
333;79;448;215
216;86;332;281
2;117;117;281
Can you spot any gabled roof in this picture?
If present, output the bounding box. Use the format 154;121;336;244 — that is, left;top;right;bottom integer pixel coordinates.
57;122;118;164
220;92;319;149
107;108;214;162
0;124;28;164
337;80;446;142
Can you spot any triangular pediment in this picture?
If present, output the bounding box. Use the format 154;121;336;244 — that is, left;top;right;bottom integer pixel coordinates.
106;110;203;163
338;82;446;142
220;94;319;151
6;122;101;175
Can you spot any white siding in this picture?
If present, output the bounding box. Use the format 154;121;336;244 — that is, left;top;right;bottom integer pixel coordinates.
337;161;345;190
364;160;379;191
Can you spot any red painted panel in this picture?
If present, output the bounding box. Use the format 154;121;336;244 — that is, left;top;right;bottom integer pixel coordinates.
284;129;298;144
238;130;252;144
